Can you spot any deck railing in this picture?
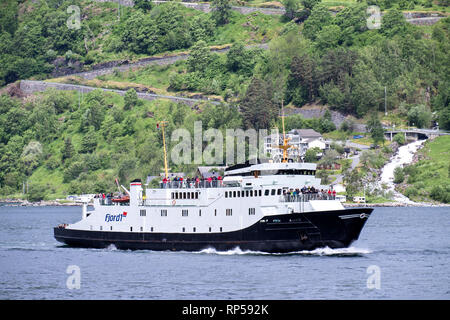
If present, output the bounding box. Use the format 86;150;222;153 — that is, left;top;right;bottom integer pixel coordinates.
281;193;336;202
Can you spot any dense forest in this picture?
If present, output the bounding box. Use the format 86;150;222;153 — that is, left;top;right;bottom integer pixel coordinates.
0;0;449;201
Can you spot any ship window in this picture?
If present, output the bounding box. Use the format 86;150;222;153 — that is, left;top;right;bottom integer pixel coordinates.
140;209;146;216
249;208;255;215
151;227;153;232
100;226;103;231
183;193;186;199
214;209;217;216
182;209;188;217
110;226;113;231
250;190;253;196
130;227;133;232
175;193;179;199
237;191;240;197
277;189;282;195
220;227;223;232
161;209;167;216
264;190;269;196
209;227;211;232
271;189;276;195
187;192;190;199
140;227;143;232
193;227;196;232
182;227;185;232
259;190;262;196
199;209;201;216
225;191;228;198
171;192;174;199
226;209;232;216
233;191;236;197
195;192;199;199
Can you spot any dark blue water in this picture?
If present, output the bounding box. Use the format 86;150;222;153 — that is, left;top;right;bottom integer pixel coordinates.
0;205;449;299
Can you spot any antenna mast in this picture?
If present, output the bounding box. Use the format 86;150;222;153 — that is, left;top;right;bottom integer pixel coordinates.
157;121;169;179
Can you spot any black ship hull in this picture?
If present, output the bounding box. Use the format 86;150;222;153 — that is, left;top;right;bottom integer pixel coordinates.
54;208;373;253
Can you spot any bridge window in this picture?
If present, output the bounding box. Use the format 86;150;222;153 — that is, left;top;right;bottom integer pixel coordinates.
249;208;255;215
140;209;146;217
226;209;233;216
161;209;167;217
182;210;188;217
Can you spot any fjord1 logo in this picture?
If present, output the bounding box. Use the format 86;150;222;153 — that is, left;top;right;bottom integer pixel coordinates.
105;212;127;222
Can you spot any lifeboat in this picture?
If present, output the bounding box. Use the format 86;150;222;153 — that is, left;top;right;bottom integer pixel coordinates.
111;195;130;203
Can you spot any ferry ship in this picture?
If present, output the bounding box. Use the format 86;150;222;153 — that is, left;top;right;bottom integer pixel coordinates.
54;119;373;253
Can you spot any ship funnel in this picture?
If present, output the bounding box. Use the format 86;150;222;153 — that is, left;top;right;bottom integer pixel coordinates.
129;179;142;206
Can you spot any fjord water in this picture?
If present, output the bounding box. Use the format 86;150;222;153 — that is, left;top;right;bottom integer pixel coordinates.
0;205;448;299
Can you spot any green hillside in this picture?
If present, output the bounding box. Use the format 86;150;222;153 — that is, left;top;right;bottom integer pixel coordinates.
1;0;449;202
396;135;450;203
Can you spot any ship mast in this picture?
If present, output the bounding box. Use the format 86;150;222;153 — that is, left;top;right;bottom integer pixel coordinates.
157;121;169;179
276;101;292;163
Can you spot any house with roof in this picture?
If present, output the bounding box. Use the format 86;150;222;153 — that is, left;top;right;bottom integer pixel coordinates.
263;129;328;162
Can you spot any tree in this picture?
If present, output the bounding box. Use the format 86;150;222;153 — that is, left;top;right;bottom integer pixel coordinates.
367;115;385;146
61;138;75;164
187;40;212;73
319;149;339;167
282;0;300;20
407;104;432;128
380;9;410;38
304;147;321;162
302;4;332;41
80;130;97;154
393;166;405;184
134;0;153;12
211;0;232;26
124;88;139;110
240;77;278;130
21;141;43;176
285;54;317;106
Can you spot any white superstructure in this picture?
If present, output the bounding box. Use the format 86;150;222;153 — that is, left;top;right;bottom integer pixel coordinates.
67;161;342;235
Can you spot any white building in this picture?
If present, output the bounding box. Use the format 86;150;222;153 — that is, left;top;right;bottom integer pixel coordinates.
263;129;327;162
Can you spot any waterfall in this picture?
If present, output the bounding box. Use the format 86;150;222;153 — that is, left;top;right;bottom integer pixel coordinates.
378;139;426;204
